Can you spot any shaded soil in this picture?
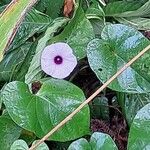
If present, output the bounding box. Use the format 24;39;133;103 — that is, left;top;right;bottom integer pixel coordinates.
91;115;128;150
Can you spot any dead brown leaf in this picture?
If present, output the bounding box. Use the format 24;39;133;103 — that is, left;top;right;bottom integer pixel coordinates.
63;0;74;17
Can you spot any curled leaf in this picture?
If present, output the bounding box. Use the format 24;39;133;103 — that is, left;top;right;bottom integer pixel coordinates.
63;0;74;17
0;0;37;61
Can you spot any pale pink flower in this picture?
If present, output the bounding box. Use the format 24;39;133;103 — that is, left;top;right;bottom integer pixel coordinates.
41;42;77;79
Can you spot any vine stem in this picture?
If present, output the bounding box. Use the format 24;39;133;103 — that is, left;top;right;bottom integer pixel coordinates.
29;44;150;150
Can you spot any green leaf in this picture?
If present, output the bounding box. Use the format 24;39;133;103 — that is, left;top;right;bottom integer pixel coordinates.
89;19;106;38
85;1;106;38
0;115;22;150
90;96;109;120
0;0;11;6
104;1;143;17
0;42;32;82
51;7;95;60
121;0;150;17
35;0;64;19
68;132;118;150
15;41;38;82
25;18;69;84
104;0;150;17
118;92;150;126
115;17;150;31
10;140;49;150
128;103;150;150
32;140;49;150
68;138;90;150
90;132;118;150
0;5;5;13
87;24;150;93
10;140;28;150
2;79;90;141
0;0;37;61
86;1;105;18
0;90;3;109
10;8;51;50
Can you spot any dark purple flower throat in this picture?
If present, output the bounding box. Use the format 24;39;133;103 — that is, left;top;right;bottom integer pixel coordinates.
54;55;63;65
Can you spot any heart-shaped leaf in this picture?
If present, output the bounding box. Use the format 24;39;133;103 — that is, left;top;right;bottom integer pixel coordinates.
10;139;49;150
10;140;28;150
68;138;90;150
128;103;150;150
87;24;150;93
2;79;90;141
90;132;118;150
118;92;150;126
68;132;118;150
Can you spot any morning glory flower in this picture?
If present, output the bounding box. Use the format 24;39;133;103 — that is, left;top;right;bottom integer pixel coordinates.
41;42;77;79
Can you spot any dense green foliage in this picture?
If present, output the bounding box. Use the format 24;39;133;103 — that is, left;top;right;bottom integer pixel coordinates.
1;0;150;149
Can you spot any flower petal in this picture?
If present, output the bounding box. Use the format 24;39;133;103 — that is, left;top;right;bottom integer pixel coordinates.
51;58;77;79
41;45;56;60
53;42;74;57
41;42;77;79
41;56;56;76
